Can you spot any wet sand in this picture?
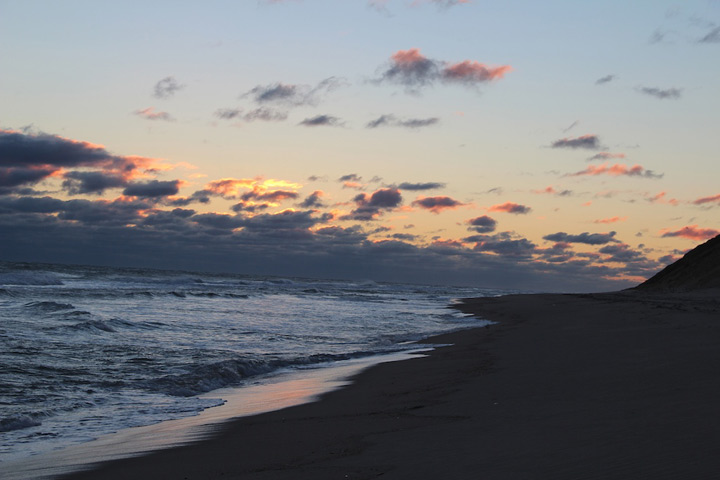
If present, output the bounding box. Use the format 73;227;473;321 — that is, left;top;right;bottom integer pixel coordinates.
61;289;720;479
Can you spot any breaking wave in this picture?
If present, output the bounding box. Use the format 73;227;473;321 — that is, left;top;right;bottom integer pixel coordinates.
0;272;64;286
144;351;383;397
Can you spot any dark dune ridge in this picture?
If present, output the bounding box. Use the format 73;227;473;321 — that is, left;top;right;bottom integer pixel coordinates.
635;234;720;292
55;239;720;479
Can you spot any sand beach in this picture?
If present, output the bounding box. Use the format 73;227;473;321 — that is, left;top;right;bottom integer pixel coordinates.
56;287;720;479
57;235;720;479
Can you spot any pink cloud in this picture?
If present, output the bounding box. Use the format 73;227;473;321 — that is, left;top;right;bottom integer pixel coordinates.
133;107;173;121
488;202;531;214
593;216;628;224
342;181;365;190
693;193;720;205
379;48;511;89
568;163;662;179
391;48;429;67
441;61;511;83
648;191;678;205
660;225;720;241
531;186;572;196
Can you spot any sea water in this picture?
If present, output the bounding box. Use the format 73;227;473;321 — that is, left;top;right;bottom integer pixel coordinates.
0;261;503;466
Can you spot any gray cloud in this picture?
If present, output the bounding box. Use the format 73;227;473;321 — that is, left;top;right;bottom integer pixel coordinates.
550;135;602;150
342;188;402;221
465;232;538;258
192;213;244;231
339;174;362;182
595;74;615;85
298;115;344;127
598;243;645;263
153;76;184;99
62;171;126;195
244;77;347;108
397;182;445;191
637;86;682;99
699;26;720;43
543;231;618;245
299;190;325;208
214;107;288;122
123;180;181;198
366;114;440;129
411;196;464;213
467;215;497;233
0;129;158;190
0;206;646;292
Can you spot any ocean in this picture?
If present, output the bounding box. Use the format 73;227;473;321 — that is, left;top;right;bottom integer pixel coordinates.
0;261;503;471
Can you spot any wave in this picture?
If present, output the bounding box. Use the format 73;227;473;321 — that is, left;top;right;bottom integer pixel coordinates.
24;301;75;312
144;351;386;397
0;272;64;286
68;319;117;333
0;415;42;433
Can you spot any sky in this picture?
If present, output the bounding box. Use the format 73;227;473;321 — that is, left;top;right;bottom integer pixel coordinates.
1;0;719;292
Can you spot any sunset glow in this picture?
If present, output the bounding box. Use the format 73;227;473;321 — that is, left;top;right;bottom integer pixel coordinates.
1;0;718;291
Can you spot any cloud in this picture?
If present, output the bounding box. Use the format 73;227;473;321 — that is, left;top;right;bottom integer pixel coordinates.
595;74;615;85
442;60;512;84
244;77;346;107
699;26;720;43
466;215;497;233
397;182;445;191
341;188;402;221
203;178;257;198
488;202;531;214
299;190;325;208
637;87;682;99
390;233;418;241
192;213;244;231
123;180;182;198
62;171;127;195
373;48;511;91
411;0;471;8
241;210;330;236
134;107;174;121
0;128;163;190
550;134;602;150
298;115;344;127
647;191;678;205
239;186;299;205
568;163;663;179
411;195;465;213
660;225;720;241
543;231;618;245
214;107;288;122
593;216;627;224
467;232;537;258
587;152;625;162
366;114;440;129
153;76;184;99
338;174;362;183
692;193;720;205
598;243;645;263
532;186;572;196
376;49;439;88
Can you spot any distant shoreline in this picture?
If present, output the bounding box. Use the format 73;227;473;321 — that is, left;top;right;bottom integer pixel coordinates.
56;289;720;479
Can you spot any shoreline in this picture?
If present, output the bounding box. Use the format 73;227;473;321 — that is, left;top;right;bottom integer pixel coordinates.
0;349;433;480
37;289;720;478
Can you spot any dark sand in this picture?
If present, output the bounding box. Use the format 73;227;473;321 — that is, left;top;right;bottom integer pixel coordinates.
61;289;720;479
